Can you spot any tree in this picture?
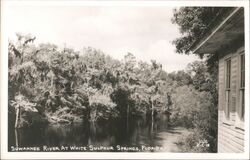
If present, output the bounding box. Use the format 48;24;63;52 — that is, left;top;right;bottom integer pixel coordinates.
172;8;220;152
171;7;228;55
168;70;192;87
186;61;210;91
124;52;136;72
9;33;38;128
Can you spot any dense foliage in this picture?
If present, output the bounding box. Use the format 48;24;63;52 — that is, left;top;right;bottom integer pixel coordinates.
9;33;217;152
171;7;231;55
8;33;169;126
171;7;219;152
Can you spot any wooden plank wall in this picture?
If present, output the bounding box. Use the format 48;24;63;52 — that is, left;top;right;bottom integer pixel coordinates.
218;46;244;153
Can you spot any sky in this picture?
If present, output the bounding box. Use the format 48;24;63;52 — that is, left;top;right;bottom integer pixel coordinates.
4;5;199;72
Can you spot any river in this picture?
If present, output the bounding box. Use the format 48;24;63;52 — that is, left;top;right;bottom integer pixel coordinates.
8;114;190;152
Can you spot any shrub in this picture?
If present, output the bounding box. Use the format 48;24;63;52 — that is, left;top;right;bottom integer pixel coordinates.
89;93;118;122
176;129;210;152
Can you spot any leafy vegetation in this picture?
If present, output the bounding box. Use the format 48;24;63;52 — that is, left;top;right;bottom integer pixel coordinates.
171;7;232;55
9;32;217;152
8;33;168;126
171;7;220;152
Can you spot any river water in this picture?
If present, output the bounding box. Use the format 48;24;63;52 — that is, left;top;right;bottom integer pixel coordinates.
8;114;189;152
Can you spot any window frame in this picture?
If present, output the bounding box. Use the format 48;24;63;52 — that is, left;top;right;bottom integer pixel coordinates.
236;50;245;129
224;57;231;120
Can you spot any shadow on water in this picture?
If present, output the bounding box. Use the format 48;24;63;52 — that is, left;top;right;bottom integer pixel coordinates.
8;113;187;152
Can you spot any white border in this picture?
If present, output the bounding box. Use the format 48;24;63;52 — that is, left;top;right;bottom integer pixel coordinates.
1;0;249;159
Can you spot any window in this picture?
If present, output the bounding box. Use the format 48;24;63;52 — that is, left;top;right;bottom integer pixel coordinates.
225;58;231;119
239;54;245;120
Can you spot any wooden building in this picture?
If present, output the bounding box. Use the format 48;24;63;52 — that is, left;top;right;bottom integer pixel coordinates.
190;7;245;152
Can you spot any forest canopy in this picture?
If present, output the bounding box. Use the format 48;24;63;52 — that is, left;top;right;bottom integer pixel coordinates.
8;32;217;152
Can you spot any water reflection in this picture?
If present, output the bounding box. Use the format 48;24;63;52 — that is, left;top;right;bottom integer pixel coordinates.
9;114;185;152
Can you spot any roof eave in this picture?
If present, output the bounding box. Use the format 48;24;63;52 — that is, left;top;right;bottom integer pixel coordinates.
190;7;244;55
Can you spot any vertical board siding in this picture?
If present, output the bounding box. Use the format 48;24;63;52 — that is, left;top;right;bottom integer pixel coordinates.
218;59;224;111
231;55;238;112
218;46;245;153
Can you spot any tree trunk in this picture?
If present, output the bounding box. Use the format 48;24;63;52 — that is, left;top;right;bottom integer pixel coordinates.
151;102;154;132
15;129;19;147
51;73;54;88
14;106;20;128
95;107;97;121
166;113;169;129
126;104;129;133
